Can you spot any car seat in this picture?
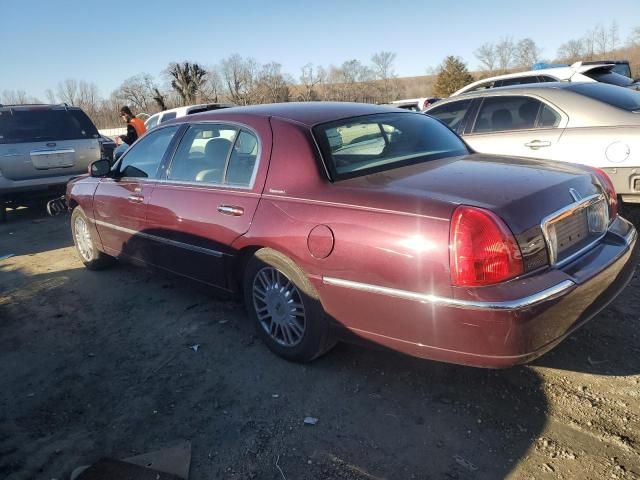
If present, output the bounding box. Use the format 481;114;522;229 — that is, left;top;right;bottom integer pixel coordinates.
195;138;232;183
491;109;513;130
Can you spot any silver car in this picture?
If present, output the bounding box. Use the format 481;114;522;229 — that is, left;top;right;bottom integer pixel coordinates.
425;82;640;204
0;104;101;220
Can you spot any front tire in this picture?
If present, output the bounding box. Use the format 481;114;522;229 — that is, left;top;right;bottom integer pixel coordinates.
71;206;115;270
243;248;334;362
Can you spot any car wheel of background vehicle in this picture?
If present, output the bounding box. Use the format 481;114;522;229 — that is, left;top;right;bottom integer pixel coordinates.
71;206;115;270
243;248;335;362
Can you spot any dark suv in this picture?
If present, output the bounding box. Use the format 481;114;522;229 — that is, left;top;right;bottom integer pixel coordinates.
0;104;101;220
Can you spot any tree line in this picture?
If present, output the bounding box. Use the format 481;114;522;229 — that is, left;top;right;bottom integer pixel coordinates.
2;23;639;128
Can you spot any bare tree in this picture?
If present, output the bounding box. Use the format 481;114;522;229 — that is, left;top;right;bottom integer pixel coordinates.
495;37;515;73
298;63;324;101
1;90;31;104
220;54;259;105
628;26;640;47
114;74;161;113
45;89;57;104
254;62;291;103
556;39;585;62
514;38;542;68
474;43;497;73
371;51;397;103
56;79;79;105
202;65;224;103
594;24;610;55
167;62;208;105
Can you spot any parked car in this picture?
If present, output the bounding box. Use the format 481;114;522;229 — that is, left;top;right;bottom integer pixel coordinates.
451;62;640;97
425;82;640;205
145;103;235;130
67;102;636;367
386;97;440;112
0;103;101;221
534;60;635;80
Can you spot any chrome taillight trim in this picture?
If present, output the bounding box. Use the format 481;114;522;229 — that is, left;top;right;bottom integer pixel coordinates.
540;193;607;267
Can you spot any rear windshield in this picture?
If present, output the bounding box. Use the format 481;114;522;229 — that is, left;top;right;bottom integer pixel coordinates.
583;68;634;87
570;83;640;112
313;112;469;180
0;108;99;144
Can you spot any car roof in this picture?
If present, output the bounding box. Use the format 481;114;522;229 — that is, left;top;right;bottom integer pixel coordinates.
0;103;82;111
442;81;588;100
179;102;401;127
451;63;616;96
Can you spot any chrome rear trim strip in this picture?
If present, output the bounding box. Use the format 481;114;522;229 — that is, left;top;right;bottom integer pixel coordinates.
322;277;575;310
30;148;75;156
93;219;225;258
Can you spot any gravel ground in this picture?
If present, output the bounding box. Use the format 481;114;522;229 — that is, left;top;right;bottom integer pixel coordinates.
1;207;639;480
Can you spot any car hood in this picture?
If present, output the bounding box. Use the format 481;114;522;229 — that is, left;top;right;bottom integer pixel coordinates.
336;153;602;234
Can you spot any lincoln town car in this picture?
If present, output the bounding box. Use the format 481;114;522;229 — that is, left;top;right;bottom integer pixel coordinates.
66;102;637;367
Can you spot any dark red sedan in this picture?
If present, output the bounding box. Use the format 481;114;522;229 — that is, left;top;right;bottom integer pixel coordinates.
67;102;637;367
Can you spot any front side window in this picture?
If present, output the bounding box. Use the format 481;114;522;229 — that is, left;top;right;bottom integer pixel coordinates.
472;96;546;133
160;112;177;123
427;99;472;131
145;115;159;130
168;124;259;187
314;112;469;180
119;125;180;178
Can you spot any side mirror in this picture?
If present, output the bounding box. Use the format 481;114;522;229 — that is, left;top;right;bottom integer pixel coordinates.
90;159;111;177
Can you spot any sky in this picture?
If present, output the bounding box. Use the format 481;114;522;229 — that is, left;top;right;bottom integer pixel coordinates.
1;0;639;100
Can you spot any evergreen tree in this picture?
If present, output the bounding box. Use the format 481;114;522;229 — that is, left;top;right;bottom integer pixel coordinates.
433;56;475;97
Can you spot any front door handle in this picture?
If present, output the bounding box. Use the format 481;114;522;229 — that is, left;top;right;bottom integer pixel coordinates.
217;205;244;216
128;194;144;203
524;140;552;149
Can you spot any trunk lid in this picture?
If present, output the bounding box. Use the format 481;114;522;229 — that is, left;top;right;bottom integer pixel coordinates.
341;153;602;235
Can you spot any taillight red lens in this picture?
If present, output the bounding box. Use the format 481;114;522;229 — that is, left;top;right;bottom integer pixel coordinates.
592;167;617;220
450;206;524;287
422;99;430;110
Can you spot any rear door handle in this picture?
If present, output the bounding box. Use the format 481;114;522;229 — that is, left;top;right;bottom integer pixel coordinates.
524;140;552;149
217;205;244;216
128;195;144;203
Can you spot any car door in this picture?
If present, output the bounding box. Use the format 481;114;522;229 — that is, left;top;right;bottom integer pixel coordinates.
92;124;181;260
461;95;567;160
144;121;272;288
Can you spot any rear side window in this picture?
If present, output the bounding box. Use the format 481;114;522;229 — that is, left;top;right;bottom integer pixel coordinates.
583;68;634;87
427;99;472;131
466;80;496;93
0;108;99;144
570;83;640;112
498;76;540;87
314;112;468;180
119;125;180;178
539;75;559;82
472;96;546;133
167;124;259;187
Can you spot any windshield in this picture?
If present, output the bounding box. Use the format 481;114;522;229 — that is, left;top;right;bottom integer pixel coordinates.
313;112;469;180
570;83;640;112
0;108;99;144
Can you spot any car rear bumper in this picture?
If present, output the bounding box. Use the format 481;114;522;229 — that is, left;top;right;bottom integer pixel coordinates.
317;216;637;367
0;174;81;197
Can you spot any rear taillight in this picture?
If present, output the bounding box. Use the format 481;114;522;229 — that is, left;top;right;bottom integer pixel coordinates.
450;206;524;287
592;167;618;220
422;99;430;110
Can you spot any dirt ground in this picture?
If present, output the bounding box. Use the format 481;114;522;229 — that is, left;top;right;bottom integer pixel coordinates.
1;206;639;480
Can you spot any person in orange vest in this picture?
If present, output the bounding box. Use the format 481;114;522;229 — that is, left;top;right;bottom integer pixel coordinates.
118;106;147;145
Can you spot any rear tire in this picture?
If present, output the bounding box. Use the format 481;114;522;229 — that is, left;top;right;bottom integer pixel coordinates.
243;248;335;362
71;206;115;270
